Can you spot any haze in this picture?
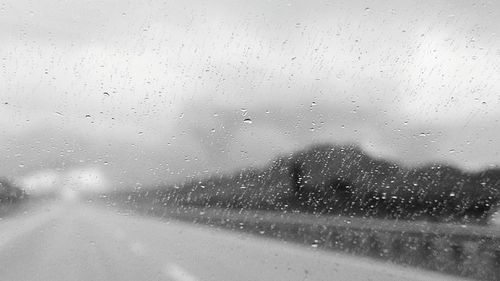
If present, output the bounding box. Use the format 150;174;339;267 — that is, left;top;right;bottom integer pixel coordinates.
1;0;500;191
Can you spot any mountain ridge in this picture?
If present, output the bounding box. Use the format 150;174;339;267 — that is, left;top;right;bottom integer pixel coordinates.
123;143;500;224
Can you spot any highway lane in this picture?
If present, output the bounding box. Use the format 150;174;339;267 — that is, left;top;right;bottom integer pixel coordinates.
0;200;470;281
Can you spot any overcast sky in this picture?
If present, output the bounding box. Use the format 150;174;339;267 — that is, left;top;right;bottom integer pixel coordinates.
1;0;500;191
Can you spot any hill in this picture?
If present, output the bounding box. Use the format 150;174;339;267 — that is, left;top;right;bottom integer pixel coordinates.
121;143;500;224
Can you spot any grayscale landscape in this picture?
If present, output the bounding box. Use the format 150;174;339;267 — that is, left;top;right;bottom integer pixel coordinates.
1;0;500;280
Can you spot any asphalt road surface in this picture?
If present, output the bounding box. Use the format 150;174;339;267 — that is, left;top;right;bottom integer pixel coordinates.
0;200;470;281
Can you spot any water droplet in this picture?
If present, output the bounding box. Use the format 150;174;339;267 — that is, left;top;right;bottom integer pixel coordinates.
243;118;252;124
240;186;246;189
18;163;25;168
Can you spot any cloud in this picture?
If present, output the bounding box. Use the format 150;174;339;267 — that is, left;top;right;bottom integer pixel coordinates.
2;0;500;187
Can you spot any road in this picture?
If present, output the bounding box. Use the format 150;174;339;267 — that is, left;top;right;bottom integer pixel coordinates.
0;200;470;281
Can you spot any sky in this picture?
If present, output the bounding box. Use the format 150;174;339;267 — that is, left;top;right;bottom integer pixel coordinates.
1;0;500;192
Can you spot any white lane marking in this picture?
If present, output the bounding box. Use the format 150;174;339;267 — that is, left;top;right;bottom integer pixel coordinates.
163;263;200;281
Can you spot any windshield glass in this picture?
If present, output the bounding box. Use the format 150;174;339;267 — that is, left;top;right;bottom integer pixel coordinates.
1;1;499;280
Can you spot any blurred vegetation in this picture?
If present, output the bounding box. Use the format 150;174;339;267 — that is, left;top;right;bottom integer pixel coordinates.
0;177;26;204
120;144;500;224
0;177;27;217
